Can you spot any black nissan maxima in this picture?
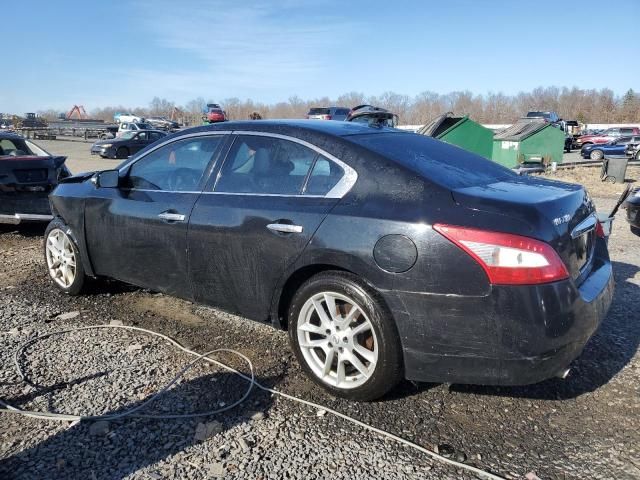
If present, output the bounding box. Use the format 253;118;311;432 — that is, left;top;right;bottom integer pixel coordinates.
45;120;614;401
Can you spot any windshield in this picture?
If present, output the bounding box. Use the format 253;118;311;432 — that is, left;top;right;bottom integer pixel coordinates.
348;132;516;189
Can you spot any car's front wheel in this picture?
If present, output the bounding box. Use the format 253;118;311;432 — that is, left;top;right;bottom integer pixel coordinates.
116;147;129;159
590;149;604;160
44;219;86;295
288;271;402;401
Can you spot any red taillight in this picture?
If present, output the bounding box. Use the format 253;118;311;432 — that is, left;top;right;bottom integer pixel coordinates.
595;221;605;238
433;224;569;285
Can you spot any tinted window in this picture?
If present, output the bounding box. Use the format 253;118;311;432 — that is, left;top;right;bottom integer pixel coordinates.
127;135;222;191
349;132;515;189
620;128;634;134
305;156;343;195
0;138;30;156
136;132;148;141
309;108;330;115
149;132;165;141
615;136;632;144
215;135;316;194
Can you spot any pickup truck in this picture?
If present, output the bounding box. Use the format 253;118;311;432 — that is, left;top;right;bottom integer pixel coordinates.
575;127;640;148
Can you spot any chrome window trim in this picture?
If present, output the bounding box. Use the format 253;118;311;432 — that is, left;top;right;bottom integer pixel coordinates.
118;129;358;199
226;131;357;199
117;131;232;173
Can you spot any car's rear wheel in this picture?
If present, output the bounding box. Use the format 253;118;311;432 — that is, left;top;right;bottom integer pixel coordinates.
288;271;402;401
116;147;129;159
590;149;604;160
44;219;86;295
635;150;640;161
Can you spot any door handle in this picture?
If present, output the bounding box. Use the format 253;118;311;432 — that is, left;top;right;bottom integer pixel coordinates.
158;212;186;222
267;223;303;234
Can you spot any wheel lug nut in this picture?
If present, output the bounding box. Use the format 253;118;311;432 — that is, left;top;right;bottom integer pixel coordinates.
325;329;330;334
338;347;344;353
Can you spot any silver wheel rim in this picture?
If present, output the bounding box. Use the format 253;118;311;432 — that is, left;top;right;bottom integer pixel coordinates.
297;291;378;389
45;229;77;288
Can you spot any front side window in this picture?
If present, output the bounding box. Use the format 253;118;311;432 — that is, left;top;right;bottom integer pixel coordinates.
126;135;223;191
214;135;317;194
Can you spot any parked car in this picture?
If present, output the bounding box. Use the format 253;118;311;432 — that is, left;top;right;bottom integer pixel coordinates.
625;143;640;160
0;132;70;224
581;136;640;160
117;122;153;137
624;188;640;236
306;107;350;121
91;130;167;159
346;105;398;127
46;120;614;401
203;104;227;124
115;113;145;124
575;127;640;148
147;116;180;130
526;111;560;123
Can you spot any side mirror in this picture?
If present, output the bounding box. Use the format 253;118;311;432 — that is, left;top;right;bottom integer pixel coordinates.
91;169;120;188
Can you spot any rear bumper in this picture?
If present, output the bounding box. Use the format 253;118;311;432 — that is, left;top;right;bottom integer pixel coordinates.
384;253;614;385
0;194;53;224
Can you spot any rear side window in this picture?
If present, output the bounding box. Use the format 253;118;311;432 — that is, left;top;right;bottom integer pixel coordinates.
304;156;344;195
621;128;634;134
348;132;515;189
215;135;317;194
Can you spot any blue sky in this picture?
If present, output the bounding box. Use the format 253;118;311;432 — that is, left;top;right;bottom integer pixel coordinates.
2;0;638;113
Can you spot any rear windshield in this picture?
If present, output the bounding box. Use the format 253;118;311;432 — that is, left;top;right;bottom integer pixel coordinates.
348;132;516;189
309;108;330;115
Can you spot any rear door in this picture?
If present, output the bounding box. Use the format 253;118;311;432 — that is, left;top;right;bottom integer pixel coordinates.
84;133;228;297
188;133;355;320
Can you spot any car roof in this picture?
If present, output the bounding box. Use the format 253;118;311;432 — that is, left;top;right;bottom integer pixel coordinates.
183;119;400;137
0;132;26;141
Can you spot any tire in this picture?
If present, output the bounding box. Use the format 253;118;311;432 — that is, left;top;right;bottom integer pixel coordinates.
288;271;403;401
44;218;86;295
116;147;129;159
635;150;640;161
590;149;604;161
631;226;640;237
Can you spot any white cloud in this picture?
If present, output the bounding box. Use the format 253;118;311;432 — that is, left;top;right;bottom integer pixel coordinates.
127;0;357;102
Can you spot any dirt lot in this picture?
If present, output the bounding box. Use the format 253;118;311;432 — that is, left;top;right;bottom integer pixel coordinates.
1;142;639;479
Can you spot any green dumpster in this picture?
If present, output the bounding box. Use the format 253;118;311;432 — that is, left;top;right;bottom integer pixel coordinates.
418;113;493;159
492;119;565;168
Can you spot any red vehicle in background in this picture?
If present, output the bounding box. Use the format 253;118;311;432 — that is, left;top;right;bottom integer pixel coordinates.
575;127;640;148
203;103;227;124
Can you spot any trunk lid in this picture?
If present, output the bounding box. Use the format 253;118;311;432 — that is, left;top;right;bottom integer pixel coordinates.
0;155;67;191
452;176;597;283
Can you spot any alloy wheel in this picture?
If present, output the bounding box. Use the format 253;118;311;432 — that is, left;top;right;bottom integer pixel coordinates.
296;291;378;389
45;229;77;289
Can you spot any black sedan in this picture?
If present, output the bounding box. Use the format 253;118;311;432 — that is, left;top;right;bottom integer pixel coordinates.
1;132;70;224
91;130;167;159
46;120;614;400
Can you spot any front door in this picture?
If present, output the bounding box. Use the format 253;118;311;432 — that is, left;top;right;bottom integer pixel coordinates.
84;133;227;297
188;133;352;321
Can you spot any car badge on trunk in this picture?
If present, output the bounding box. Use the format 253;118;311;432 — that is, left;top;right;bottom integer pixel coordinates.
553;214;571;226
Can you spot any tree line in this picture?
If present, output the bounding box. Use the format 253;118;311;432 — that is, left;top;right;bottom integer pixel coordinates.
39;87;640;126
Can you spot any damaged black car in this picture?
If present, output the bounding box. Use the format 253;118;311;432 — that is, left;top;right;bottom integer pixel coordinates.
45;120;613;401
0;133;69;224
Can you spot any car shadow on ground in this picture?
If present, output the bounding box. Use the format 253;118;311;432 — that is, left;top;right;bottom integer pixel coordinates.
448;260;640;400
0;223;47;238
0;372;276;480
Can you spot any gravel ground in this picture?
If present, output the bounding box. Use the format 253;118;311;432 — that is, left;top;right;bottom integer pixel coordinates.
1;195;639;479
